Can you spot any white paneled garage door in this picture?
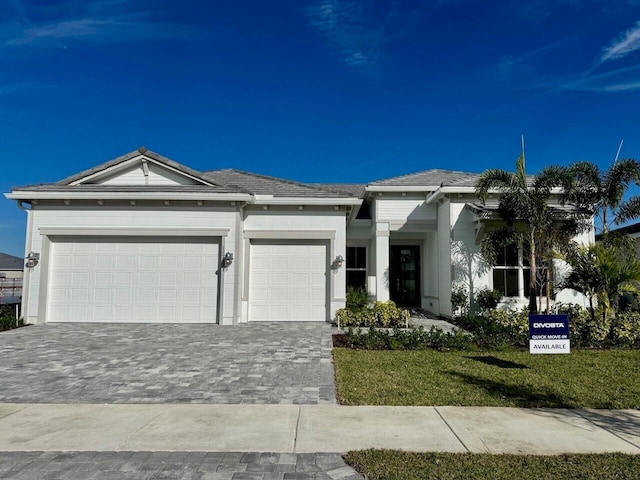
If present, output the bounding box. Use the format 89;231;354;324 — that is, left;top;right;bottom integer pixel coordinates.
249;241;327;322
47;236;220;323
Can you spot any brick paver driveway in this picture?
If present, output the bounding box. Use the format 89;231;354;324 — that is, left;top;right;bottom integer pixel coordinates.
0;323;336;404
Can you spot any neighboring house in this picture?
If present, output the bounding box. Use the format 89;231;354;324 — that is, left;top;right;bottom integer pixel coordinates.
5;148;591;324
0;252;23;305
598;222;640;257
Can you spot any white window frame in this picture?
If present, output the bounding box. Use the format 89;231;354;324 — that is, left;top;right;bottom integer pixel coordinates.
491;243;526;299
346;245;367;291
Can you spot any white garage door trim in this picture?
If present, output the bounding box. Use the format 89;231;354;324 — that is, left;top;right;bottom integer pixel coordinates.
249;240;328;322
46;235;221;323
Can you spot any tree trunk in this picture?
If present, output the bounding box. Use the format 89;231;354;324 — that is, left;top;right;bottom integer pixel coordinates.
545;267;550;314
529;232;538;314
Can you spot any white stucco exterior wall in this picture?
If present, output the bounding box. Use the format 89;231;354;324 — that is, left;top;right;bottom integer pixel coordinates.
436;198;453;317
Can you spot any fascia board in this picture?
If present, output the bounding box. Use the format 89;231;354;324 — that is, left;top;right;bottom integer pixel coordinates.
68;156;141;185
252;197;362;206
366;186;438;192
5;191;253;201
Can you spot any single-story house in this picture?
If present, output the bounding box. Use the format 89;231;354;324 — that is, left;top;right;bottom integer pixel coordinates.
5;148;591;324
597;222;640;257
0;252;23;305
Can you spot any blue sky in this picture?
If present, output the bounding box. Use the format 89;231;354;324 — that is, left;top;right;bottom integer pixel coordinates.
2;0;640;256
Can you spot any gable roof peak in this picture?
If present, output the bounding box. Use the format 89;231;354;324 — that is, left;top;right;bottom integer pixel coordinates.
55;148;218;187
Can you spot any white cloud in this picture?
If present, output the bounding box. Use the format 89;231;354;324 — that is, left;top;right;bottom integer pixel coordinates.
563;64;640;91
600;20;640;62
0;1;193;48
5;18;123;46
596;81;640;91
305;0;418;71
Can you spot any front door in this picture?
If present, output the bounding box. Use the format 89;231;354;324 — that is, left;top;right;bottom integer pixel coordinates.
389;246;421;308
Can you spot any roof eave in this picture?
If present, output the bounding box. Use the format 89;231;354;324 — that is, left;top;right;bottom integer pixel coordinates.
5;191;253;202
252;196;362;206
366;185;440;192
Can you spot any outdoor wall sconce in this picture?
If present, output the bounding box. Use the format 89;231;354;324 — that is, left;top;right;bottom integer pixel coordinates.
222;252;234;268
335;255;344;268
25;251;40;269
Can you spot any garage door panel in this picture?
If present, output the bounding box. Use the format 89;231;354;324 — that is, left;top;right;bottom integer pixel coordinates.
137;306;156;322
48;236;219;323
70;289;89;302
292;273;309;285
310;272;325;286
50;288;69;302
138;272;157;285
271;273;289;286
293;287;310;301
249;242;327;322
115;289;133;302
95;273;113;286
115;272;134;285
139;256;158;269
69;306;88;321
96;289;113;301
71;273;90;286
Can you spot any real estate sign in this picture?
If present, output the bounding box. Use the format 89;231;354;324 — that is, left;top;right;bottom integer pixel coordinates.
529;315;570;354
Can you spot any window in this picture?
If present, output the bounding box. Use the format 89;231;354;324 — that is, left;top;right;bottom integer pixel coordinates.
492;243;547;298
492;244;520;297
346;246;367;290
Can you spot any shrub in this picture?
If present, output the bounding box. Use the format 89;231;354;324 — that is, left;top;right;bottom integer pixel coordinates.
555;303;609;347
336;301;410;328
451;287;468;317
483;308;529;347
343;326;474;351
0;311;23;331
475;289;503;312
610;312;640;347
346;286;370;312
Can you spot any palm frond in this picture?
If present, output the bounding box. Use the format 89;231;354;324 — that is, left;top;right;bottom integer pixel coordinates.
603;158;640;208
474;169;514;203
614;196;640;225
533;165;572;197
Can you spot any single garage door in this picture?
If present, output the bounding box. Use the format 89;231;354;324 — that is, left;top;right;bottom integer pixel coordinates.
249;241;327;322
47;236;219;323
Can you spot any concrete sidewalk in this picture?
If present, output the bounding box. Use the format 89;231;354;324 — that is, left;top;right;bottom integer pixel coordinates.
1;404;639;455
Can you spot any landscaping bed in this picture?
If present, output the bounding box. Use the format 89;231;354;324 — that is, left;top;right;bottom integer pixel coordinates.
333;348;640;408
0;305;22;332
344;450;640;480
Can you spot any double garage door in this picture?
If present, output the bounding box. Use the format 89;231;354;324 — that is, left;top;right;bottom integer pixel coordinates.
47;236;220;323
249;241;328;322
46;236;329;323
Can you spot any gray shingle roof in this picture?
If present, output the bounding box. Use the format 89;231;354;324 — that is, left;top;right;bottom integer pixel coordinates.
0;253;23;270
369;169;481;188
203;170;359;198
311;183;366;198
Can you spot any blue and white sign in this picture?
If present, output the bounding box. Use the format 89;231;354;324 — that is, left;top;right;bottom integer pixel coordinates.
529;314;570;354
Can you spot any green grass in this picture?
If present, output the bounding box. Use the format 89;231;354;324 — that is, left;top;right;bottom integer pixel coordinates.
344;450;640;480
333;348;640;408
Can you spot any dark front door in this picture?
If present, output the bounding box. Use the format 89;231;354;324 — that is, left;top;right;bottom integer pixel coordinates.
389;246;421;308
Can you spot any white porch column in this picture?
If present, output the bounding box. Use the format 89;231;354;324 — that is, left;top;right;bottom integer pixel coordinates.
375;222;390;301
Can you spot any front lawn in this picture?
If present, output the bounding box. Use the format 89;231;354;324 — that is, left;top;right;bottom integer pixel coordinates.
344;450;640;480
333;348;640;408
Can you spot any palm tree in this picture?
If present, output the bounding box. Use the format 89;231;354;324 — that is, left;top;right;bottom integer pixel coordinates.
560;243;640;322
475;151;587;313
568;159;640;234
